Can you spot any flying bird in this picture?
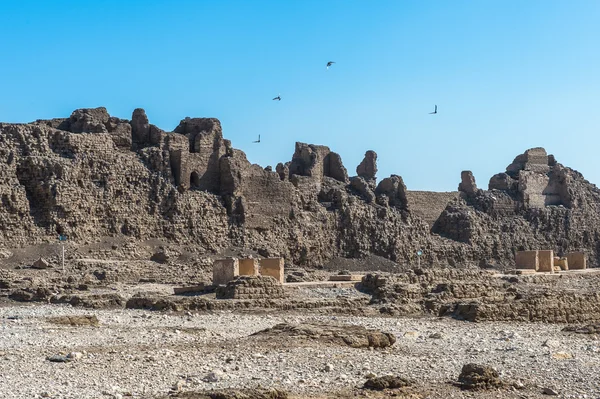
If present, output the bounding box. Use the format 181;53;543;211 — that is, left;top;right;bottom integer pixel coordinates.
429;105;438;114
273;94;281;101
326;61;335;70
253;134;261;143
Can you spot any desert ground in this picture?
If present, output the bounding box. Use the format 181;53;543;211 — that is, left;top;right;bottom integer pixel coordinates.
1;240;599;399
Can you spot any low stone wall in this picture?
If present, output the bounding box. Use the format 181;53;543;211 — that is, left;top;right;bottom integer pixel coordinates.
215;276;286;300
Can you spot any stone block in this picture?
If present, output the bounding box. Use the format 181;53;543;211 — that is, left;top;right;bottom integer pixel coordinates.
173;284;205;295
329;274;364;281
213;258;239;286
259;258;284;284
239;258;259;276
32;257;51;269
554;257;569;271
566;252;586;270
515;251;538;270
537;250;554;273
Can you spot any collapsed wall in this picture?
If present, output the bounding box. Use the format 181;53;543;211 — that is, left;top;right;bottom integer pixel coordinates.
1;108;599;268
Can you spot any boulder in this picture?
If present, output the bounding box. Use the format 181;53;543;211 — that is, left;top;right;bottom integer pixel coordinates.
32;258;51;269
457;363;503;390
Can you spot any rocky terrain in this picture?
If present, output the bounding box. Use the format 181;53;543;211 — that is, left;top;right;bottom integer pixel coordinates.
1;107;600;268
1;303;599;399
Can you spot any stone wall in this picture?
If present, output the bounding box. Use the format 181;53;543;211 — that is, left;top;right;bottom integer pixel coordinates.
405;191;459;227
215;276;286;299
2;108;600;269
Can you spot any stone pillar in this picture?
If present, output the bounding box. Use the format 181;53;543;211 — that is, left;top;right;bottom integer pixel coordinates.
515;251;538;270
213;258;239;285
239;258;259;276
566;252;586;270
458;171;478;196
537;250;554;273
259;258;285;284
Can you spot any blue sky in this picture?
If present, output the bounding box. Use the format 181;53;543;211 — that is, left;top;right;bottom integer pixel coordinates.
0;0;598;191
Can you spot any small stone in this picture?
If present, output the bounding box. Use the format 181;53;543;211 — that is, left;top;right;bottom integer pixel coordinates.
429;332;443;339
324;364;334;372
551;352;573;360
543;387;559;395
543;339;559;348
202;372;220;383
47;354;69;363
67;352;83;360
172;379;186;392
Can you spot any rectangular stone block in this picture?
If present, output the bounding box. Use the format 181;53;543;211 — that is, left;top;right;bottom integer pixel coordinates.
566;252;586;270
239;258;259;276
515;251;538;270
259;257;284;284
213;258;239;286
554;257;569;271
538;250;554;273
329;274;364;281
173;284;205;295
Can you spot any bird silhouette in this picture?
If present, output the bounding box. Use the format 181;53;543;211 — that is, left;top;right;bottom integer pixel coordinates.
429;105;437;114
253;134;261;143
273;94;281;101
326;61;335;70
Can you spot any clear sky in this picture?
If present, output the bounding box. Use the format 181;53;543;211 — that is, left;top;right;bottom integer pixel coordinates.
1;0;599;191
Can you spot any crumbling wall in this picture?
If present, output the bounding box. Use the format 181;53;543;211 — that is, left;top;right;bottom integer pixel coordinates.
406;191;459;227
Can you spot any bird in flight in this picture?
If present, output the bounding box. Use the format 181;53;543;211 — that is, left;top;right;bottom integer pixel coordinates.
429;105;438;114
272;94;281;101
326;61;335;70
253;134;261;143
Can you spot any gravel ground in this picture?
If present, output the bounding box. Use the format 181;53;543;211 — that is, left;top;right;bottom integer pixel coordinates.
1;304;599;399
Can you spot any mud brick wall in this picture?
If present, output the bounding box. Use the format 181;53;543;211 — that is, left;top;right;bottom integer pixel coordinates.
406;191;458;227
215;276;286;299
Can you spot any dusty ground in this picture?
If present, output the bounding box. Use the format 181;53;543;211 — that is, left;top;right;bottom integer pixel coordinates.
1;241;600;399
1;303;599;399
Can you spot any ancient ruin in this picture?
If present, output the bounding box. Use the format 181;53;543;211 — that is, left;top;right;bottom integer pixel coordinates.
0;107;598;272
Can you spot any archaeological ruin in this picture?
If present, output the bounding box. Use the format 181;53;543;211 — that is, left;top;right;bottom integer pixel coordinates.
1;107;599;271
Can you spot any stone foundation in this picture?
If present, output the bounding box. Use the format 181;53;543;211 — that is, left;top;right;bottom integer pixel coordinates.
215;276;286;299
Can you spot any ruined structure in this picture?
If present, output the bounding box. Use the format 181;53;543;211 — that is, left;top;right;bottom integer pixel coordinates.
1;107;599;269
